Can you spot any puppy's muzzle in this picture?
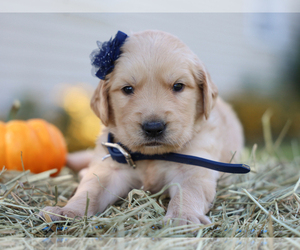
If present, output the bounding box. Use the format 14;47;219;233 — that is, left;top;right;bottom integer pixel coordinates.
142;121;166;138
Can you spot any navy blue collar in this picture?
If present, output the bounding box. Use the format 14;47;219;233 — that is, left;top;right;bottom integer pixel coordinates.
101;133;250;174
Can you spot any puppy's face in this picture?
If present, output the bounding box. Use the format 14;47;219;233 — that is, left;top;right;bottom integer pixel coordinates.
92;31;218;155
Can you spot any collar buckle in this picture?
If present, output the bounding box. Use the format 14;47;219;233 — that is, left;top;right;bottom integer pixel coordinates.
101;142;136;169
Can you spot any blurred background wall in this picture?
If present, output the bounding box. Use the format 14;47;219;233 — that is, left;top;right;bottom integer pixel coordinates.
0;13;300;151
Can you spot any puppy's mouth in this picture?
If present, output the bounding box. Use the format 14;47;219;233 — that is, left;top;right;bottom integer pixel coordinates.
129;137;181;155
143;142;163;147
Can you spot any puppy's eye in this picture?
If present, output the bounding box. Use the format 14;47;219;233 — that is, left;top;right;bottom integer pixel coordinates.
172;83;185;92
122;86;134;95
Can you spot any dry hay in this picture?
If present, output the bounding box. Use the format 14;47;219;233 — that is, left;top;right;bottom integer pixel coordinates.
0;142;299;239
0;114;299;239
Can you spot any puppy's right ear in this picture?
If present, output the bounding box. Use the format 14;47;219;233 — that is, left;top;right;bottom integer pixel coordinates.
91;80;109;126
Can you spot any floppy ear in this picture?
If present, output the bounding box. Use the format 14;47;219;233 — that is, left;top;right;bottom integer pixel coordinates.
196;63;218;120
90;80;110;126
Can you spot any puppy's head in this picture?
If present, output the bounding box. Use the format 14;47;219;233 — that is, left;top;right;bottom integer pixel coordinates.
91;30;218;154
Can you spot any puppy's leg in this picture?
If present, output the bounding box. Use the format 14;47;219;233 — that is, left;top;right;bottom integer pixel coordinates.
78;168;89;180
66;150;94;172
165;167;218;225
40;160;137;221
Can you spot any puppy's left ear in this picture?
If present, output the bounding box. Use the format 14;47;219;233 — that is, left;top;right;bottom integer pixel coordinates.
195;62;218;120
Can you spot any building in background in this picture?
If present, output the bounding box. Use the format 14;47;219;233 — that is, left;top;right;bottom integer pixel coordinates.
0;13;299;146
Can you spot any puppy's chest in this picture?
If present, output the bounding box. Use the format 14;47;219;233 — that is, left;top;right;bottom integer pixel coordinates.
137;160;176;193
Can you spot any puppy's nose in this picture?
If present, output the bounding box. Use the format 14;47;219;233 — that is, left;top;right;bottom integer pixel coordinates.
142;121;166;138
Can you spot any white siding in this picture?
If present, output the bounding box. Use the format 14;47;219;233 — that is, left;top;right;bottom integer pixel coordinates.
0;13;296;112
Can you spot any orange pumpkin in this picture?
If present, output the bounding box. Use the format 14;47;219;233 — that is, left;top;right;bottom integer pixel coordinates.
0;119;67;175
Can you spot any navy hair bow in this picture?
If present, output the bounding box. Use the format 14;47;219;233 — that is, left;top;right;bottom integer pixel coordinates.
90;31;128;80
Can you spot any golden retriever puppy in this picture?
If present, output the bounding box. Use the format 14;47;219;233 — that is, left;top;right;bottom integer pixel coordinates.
41;30;244;225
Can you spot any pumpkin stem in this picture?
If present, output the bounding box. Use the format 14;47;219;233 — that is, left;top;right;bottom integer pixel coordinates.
7;100;21;121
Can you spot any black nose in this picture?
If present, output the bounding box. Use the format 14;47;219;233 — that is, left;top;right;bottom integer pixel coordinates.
142;121;166;138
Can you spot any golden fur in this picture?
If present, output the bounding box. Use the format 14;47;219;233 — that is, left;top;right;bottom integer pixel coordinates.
41;30;244;225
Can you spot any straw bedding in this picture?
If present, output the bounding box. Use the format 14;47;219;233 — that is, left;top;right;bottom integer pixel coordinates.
0;142;299;239
0;114;299;239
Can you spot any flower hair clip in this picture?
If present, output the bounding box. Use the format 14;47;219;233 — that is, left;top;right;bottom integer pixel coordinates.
90;31;128;80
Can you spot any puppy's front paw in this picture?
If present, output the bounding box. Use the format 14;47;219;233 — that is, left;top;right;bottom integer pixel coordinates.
164;211;211;226
39;206;83;221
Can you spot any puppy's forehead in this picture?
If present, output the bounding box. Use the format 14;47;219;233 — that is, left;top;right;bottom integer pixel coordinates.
124;31;189;55
114;31;197;83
